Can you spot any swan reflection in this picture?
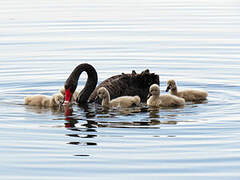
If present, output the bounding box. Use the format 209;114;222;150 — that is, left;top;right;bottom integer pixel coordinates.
24;104;64;114
67;142;97;146
66;134;97;138
64;105;98;147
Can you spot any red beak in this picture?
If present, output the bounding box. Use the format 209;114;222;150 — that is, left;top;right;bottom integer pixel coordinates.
64;88;72;104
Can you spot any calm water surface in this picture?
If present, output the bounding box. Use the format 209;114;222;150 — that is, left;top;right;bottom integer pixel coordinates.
1;0;240;179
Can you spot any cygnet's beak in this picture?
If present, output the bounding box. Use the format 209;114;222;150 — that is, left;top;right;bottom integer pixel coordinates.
60;100;64;105
63;101;69;105
147;93;152;99
95;95;100;103
59;98;64;105
166;85;171;92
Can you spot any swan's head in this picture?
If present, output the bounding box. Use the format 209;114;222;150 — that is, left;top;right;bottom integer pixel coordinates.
64;84;77;105
149;84;160;96
166;80;177;92
59;87;65;95
97;87;109;99
64;70;79;104
133;96;141;105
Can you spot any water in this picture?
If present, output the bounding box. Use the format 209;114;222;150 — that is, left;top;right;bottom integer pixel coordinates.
1;0;240;179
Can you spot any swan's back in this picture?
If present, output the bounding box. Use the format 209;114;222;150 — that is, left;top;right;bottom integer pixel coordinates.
160;94;185;107
147;94;184;107
24;95;51;106
178;89;208;101
111;95;140;108
25;94;64;107
89;69;159;103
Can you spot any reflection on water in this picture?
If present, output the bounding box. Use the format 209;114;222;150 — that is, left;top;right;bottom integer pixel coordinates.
24;104;64;114
64;103;165;129
67;141;97;146
66;134;97;138
61;103;181;148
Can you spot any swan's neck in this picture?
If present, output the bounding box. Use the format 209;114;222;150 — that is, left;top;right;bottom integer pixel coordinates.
152;94;160;100
102;93;111;108
171;87;178;96
65;63;98;104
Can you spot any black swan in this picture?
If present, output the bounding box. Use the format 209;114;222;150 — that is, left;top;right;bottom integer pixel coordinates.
64;63;159;104
88;69;159;103
64;63;98;105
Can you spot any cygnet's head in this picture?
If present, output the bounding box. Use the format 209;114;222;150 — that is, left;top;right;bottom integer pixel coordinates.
149;84;160;96
97;87;109;99
53;93;64;105
166;80;177;92
133;96;141;105
60;87;69;104
60;87;65;95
